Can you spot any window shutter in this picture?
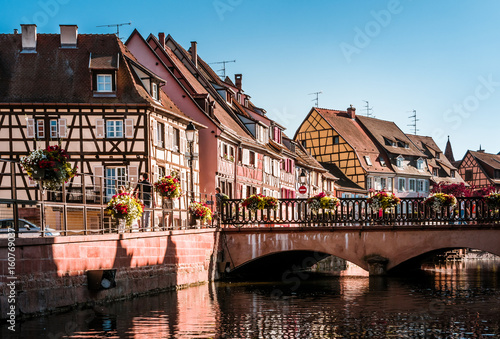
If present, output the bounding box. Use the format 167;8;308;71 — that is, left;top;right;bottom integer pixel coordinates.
180;130;187;154
242;149;249;165
95;119;105;138
58;119;67;138
152;120;158;146
167;125;172;150
291;159;295;172
128;165;138;183
26;118;35;138
125;118;134;138
93;166;104;192
153;164;159;183
36;120;45;138
242;185;247;199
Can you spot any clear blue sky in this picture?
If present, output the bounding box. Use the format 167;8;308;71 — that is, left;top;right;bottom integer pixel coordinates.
2;0;499;159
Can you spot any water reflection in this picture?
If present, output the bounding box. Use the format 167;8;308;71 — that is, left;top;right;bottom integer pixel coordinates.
5;259;500;338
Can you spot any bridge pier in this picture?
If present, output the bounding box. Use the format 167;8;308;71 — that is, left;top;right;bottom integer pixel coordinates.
365;255;389;276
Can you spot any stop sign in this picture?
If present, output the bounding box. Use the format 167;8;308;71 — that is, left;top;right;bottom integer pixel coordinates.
298;185;307;194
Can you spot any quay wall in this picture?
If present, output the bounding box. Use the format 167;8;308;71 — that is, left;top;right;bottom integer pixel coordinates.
0;229;219;318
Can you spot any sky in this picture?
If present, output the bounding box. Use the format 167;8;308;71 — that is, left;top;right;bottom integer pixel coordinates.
1;0;499;159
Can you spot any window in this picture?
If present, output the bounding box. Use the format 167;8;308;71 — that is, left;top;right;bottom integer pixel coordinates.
333;136;339;145
384;137;396;147
364;156;372;166
398;178;406;192
37;120;45;138
366;177;373;190
50;120;58;139
172;128;180;152
301;140;307;148
379;157;386;167
433;167;438;176
417;180;424;192
381;178;387;189
417;158;424;170
397;156;404;168
97;74;112;92
387;178;393;190
451;170;455;178
374;177;381;190
105;167;127;199
436;153;440;160
249;151;255;166
409;178;416;192
425;180;429;192
495;169;500;179
465;170;473;181
157;122;165;148
106;120;123;138
158;166;165;179
151;83;158;100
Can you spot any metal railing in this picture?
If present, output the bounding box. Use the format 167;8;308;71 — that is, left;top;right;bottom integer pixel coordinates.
0;159;212;237
219;197;500;228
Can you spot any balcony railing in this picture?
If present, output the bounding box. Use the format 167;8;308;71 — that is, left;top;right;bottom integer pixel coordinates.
218;197;500;228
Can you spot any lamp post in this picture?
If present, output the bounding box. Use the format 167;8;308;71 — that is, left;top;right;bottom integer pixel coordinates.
185;122;197;202
299;169;307;185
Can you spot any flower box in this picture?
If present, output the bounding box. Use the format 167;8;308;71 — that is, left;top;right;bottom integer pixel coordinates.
424;193;457;213
307;192;340;212
367;191;400;211
154;175;181;199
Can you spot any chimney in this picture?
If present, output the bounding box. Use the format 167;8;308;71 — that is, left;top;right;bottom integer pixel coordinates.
59;25;78;48
235;74;242;89
190;41;198;68
347;105;356;119
13;29;18;34
20;24;37;53
158;32;165;49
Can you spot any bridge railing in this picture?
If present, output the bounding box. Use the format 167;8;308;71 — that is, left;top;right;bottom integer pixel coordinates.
219;197;500;227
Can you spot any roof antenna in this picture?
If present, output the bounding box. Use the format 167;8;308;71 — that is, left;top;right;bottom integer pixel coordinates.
209;60;236;79
408;109;419;135
309;91;322;107
96;22;131;39
363;100;374;117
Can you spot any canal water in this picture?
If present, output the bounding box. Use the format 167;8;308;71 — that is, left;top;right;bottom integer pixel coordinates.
3;259;500;338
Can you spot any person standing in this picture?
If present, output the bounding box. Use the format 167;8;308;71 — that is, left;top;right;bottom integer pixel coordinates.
136;173;153;229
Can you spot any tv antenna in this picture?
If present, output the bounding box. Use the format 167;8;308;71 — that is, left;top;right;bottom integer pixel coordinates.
309;91;322;107
210;60;236;79
363;100;374;117
96;22;131;39
408;109;419;134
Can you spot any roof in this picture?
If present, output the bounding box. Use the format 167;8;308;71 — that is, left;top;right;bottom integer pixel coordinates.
357;115;426;157
320;162;367;193
470;150;500;171
312;108;393;174
444;136;455;163
0;33;148;104
407;134;457;170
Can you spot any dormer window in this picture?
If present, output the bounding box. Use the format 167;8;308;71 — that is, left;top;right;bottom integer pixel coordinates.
396;155;404;168
97;74;112;92
417;158;425;170
436;152;440;160
384;137;396;147
379;156;386;167
396;139;409;148
151;83;159;101
364;156;372;166
451;170;456;178
433;168;438;176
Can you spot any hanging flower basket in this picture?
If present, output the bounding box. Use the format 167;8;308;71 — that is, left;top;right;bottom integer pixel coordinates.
424;193;457;213
189;202;212;223
154;175;181;199
485;192;500;209
20;145;77;190
307;192;340;212
105;192;144;228
367;191;400;211
241;194;278;212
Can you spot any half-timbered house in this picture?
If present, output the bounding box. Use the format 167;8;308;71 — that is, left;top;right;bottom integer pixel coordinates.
406;134;466;188
356;115;431;198
458;150;500;190
294;106;393;196
0;25;201;228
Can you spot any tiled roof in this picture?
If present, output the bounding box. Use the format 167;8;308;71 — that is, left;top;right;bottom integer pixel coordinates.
0;34;147;104
407;134;457;170
357;115;426;157
320;162;366;193
313;108;393;174
470;150;500;170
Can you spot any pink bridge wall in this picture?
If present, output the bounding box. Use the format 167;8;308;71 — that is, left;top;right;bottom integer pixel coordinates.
0;229;219;318
223;227;500;272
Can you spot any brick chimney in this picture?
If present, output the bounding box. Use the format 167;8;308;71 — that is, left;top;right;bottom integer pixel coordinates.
347;105;356;119
235;74;242;89
59;25;78;48
190;41;198;68
20;24;37;53
158;32;165;49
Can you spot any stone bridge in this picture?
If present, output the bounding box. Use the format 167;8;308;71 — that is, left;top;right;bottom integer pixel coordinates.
220;225;500;276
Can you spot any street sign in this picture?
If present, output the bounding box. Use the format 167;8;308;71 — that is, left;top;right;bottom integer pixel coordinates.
298;185;307;195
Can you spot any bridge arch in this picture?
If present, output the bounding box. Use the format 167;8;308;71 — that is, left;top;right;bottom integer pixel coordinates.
221;227;500;276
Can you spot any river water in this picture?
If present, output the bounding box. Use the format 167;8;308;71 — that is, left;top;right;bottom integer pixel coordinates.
4;259;500;338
